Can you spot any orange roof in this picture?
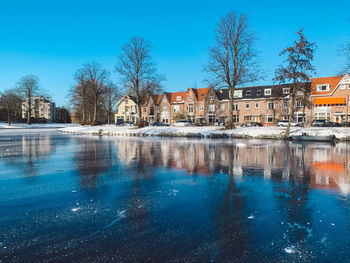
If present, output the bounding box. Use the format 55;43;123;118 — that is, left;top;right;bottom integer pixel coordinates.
313;97;346;105
170;91;187;103
195;88;210;101
313;162;345;171
311;76;343;95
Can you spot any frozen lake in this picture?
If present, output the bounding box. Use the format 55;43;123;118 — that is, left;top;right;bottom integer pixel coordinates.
1;130;350;262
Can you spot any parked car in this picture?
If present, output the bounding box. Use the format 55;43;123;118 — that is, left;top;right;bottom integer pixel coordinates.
277;120;302;127
152;122;169;127
311;119;336;127
124;121;135;127
241;122;263;127
172;119;190;127
116;120;124;125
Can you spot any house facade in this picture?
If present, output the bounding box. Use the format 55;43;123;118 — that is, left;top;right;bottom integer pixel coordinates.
311;75;350;124
115;74;350;126
114;95;139;123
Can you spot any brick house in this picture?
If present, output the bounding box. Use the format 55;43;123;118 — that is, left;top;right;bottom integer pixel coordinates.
311;74;350;124
141;94;162;124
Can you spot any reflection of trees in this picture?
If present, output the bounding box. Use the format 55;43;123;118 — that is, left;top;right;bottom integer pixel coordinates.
74;137;112;190
273;141;313;252
214;145;251;258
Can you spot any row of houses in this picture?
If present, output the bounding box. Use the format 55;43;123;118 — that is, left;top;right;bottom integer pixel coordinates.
115;74;350;125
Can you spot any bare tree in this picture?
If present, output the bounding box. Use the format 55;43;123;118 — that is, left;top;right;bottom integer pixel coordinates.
0;89;22;125
103;81;119;124
69;72;89;124
70;62;110;125
116;36;163;127
274;28;316;136
339;43;350;74
204;11;261;129
16;75;41;125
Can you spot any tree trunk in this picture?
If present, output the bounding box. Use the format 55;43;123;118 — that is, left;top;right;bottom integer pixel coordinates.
285;95;295;137
7;111;11;126
137;104;143;128
94;98;98;125
226;88;235;129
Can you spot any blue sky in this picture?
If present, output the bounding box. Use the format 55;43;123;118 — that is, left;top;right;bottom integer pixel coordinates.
0;0;349;106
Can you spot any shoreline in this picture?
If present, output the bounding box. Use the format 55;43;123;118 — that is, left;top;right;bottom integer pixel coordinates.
58;125;350;142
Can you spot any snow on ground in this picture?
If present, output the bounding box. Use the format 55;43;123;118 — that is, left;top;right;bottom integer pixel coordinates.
0;122;79;129
59;124;350;140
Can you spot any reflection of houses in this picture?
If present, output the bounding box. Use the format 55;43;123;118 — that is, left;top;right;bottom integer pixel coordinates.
114;138;350;195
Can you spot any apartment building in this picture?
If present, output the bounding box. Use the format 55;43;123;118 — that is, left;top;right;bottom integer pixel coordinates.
22;96;56;122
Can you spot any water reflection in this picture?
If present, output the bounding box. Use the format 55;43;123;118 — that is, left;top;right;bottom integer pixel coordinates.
74;137;113;190
116;138;350;195
0;132;64;177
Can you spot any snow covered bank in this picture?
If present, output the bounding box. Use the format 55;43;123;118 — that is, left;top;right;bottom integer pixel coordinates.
0;122;80;129
58;124;350;141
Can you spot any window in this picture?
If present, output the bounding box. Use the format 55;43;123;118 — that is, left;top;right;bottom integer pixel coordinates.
296;100;304;108
297;91;303;96
340;84;346;90
199;105;204;111
266;114;275;123
125;99;128;104
255;102;259;108
174;105;179;113
188;104;194;113
176;96;182;101
163;98;167;102
283;88;290;94
221;104;225;111
208;104;215;112
264;89;271;96
283;101;288;110
268;102;274;110
316;84;330;92
233;115;239;123
143;107;146;113
163;106;168;111
245;90;252;96
234;104;239;110
209;96;214;101
246;103;250;109
125;106;129;113
257;90;261;96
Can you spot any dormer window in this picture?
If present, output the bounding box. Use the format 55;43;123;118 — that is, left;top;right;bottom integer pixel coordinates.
264;89;271;96
256;90;261;96
245;90;251;96
176;96;182;101
316;84;330;92
283;88;290;94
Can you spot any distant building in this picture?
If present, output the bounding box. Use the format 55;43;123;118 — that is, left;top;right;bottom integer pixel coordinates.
55;107;71;123
22;96;56;122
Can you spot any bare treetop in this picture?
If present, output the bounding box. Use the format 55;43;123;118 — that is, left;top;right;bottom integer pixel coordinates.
204;11;261;129
116;36;163;127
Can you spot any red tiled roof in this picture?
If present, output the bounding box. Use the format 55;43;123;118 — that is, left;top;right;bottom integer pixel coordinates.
195;88;210;101
170;91;187;103
311;76;343;95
